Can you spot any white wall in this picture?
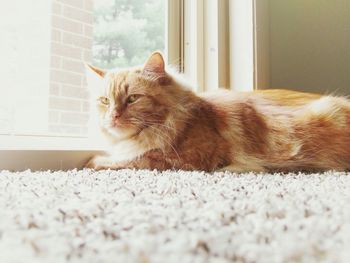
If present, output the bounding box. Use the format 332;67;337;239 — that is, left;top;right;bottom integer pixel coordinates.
269;0;350;95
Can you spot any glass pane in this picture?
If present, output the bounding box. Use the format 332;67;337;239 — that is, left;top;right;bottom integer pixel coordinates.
0;0;51;136
93;0;165;68
0;0;166;140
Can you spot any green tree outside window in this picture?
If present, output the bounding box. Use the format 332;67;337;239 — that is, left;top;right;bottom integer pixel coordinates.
93;0;165;69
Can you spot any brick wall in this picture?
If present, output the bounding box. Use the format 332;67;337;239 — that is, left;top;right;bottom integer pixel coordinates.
49;0;93;136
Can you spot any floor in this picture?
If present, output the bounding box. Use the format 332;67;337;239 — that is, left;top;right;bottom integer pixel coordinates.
0;169;349;263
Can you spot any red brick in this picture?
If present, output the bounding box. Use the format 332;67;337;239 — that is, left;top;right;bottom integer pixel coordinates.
52;15;83;34
83;50;92;62
84;25;93;38
57;0;84;9
49;111;60;123
49;97;82;111
82;101;90;112
82;75;88;87
84;0;93;11
60;112;89;125
63;5;93;24
52;2;62;15
51;55;62;69
52;29;61;42
62;58;84;73
51;42;82;60
50;83;60;95
49;124;82;135
60;84;88;99
51;69;82;86
62;32;92;49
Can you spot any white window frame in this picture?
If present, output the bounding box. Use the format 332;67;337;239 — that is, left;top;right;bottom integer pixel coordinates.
166;0;184;72
183;0;269;92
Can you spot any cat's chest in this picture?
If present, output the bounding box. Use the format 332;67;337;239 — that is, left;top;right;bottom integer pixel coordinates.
108;139;154;162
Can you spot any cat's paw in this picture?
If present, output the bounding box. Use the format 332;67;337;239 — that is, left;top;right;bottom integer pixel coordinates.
85;155;116;170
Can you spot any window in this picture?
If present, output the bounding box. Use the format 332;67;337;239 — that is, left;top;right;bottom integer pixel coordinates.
0;1;52;136
0;0;170;151
93;0;165;68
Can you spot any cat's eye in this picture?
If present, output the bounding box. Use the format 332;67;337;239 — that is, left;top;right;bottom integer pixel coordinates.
127;95;140;104
99;97;110;105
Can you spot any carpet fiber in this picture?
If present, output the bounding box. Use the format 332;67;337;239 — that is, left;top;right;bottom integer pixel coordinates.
0;169;350;263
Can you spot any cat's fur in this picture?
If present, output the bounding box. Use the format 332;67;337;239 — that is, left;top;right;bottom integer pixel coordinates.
85;52;350;172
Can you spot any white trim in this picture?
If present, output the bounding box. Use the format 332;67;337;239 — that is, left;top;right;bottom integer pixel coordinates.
203;0;219;91
0;150;102;171
229;0;270;91
183;0;204;91
203;0;230;91
0;133;105;170
229;0;255;91
183;0;230;92
0;135;104;151
165;0;183;71
160;0;268;93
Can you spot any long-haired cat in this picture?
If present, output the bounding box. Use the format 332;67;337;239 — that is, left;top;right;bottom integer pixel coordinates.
85;52;350;172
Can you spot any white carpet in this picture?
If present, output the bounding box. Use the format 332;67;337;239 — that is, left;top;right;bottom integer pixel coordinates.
0;169;350;263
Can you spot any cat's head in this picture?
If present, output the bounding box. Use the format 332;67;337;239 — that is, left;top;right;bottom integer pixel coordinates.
86;52;181;140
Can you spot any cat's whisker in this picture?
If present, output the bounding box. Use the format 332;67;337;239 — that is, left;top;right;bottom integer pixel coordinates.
148;126;181;160
138;120;178;134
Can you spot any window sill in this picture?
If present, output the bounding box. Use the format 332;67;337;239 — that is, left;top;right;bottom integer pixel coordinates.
0;135;105;171
0;150;103;171
0;134;104;151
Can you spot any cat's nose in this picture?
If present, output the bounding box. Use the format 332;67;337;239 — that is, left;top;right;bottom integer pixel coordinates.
113;110;122;118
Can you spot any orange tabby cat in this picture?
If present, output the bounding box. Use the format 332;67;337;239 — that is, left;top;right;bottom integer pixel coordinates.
85;52;350;172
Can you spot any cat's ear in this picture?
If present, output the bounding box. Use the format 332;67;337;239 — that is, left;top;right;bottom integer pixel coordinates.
85;63;106;78
143;52;165;76
85;63;106;97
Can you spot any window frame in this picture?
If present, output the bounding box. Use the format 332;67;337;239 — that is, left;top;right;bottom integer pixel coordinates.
182;0;269;92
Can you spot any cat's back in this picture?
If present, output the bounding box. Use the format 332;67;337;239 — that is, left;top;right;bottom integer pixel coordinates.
201;88;350;171
201;88;350;115
253;89;350;123
253;89;322;106
201;88;321;108
202;88;350;134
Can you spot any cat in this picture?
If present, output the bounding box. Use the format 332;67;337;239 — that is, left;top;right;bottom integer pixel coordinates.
85;52;350;173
